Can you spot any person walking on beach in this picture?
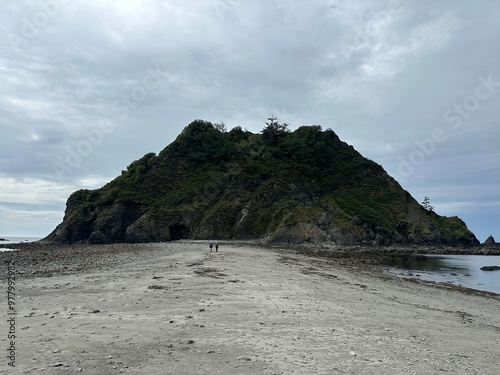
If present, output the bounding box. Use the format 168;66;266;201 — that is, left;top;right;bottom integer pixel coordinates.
215;242;219;252
209;241;213;252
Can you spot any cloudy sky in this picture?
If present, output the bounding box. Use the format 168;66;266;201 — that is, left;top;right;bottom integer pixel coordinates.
0;0;498;242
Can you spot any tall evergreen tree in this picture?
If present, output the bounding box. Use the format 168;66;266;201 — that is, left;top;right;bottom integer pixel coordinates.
261;115;289;146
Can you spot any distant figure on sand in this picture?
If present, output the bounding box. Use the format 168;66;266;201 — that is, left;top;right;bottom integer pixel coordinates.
209;242;213;252
215;242;219;252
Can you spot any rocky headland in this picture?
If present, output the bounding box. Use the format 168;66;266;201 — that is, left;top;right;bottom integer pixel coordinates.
43;120;479;247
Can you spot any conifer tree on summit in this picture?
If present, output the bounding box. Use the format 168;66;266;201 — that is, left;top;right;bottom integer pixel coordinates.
261;115;289;146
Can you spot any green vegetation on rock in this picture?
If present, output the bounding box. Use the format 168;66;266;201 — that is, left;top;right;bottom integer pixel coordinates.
45;119;479;246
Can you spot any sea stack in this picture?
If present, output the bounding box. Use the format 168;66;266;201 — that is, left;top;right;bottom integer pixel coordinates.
43;120;480;247
483;235;496;246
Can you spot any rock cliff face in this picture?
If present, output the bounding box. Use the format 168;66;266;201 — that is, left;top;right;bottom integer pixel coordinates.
44;120;479;246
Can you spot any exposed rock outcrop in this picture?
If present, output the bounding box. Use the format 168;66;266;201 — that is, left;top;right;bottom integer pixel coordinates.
483;235;496;246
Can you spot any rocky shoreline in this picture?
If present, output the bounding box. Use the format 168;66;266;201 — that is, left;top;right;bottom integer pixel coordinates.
0;241;495;276
0;242;172;278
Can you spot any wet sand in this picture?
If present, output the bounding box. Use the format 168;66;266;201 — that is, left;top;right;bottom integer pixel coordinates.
1;241;500;374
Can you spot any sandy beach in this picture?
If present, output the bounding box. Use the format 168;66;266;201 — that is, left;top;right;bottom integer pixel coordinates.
1;241;500;374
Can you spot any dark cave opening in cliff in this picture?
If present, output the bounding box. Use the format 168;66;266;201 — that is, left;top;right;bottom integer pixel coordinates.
169;225;191;240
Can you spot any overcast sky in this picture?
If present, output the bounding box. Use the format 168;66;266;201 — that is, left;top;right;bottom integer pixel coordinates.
1;0;498;242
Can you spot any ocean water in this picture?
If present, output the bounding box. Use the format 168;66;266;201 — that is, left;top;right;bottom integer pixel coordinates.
386;254;500;294
0;236;42;251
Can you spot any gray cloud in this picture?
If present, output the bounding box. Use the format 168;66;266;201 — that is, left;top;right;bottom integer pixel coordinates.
0;0;498;240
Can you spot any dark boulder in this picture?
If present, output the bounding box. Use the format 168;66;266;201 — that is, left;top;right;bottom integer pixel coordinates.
480;266;500;271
